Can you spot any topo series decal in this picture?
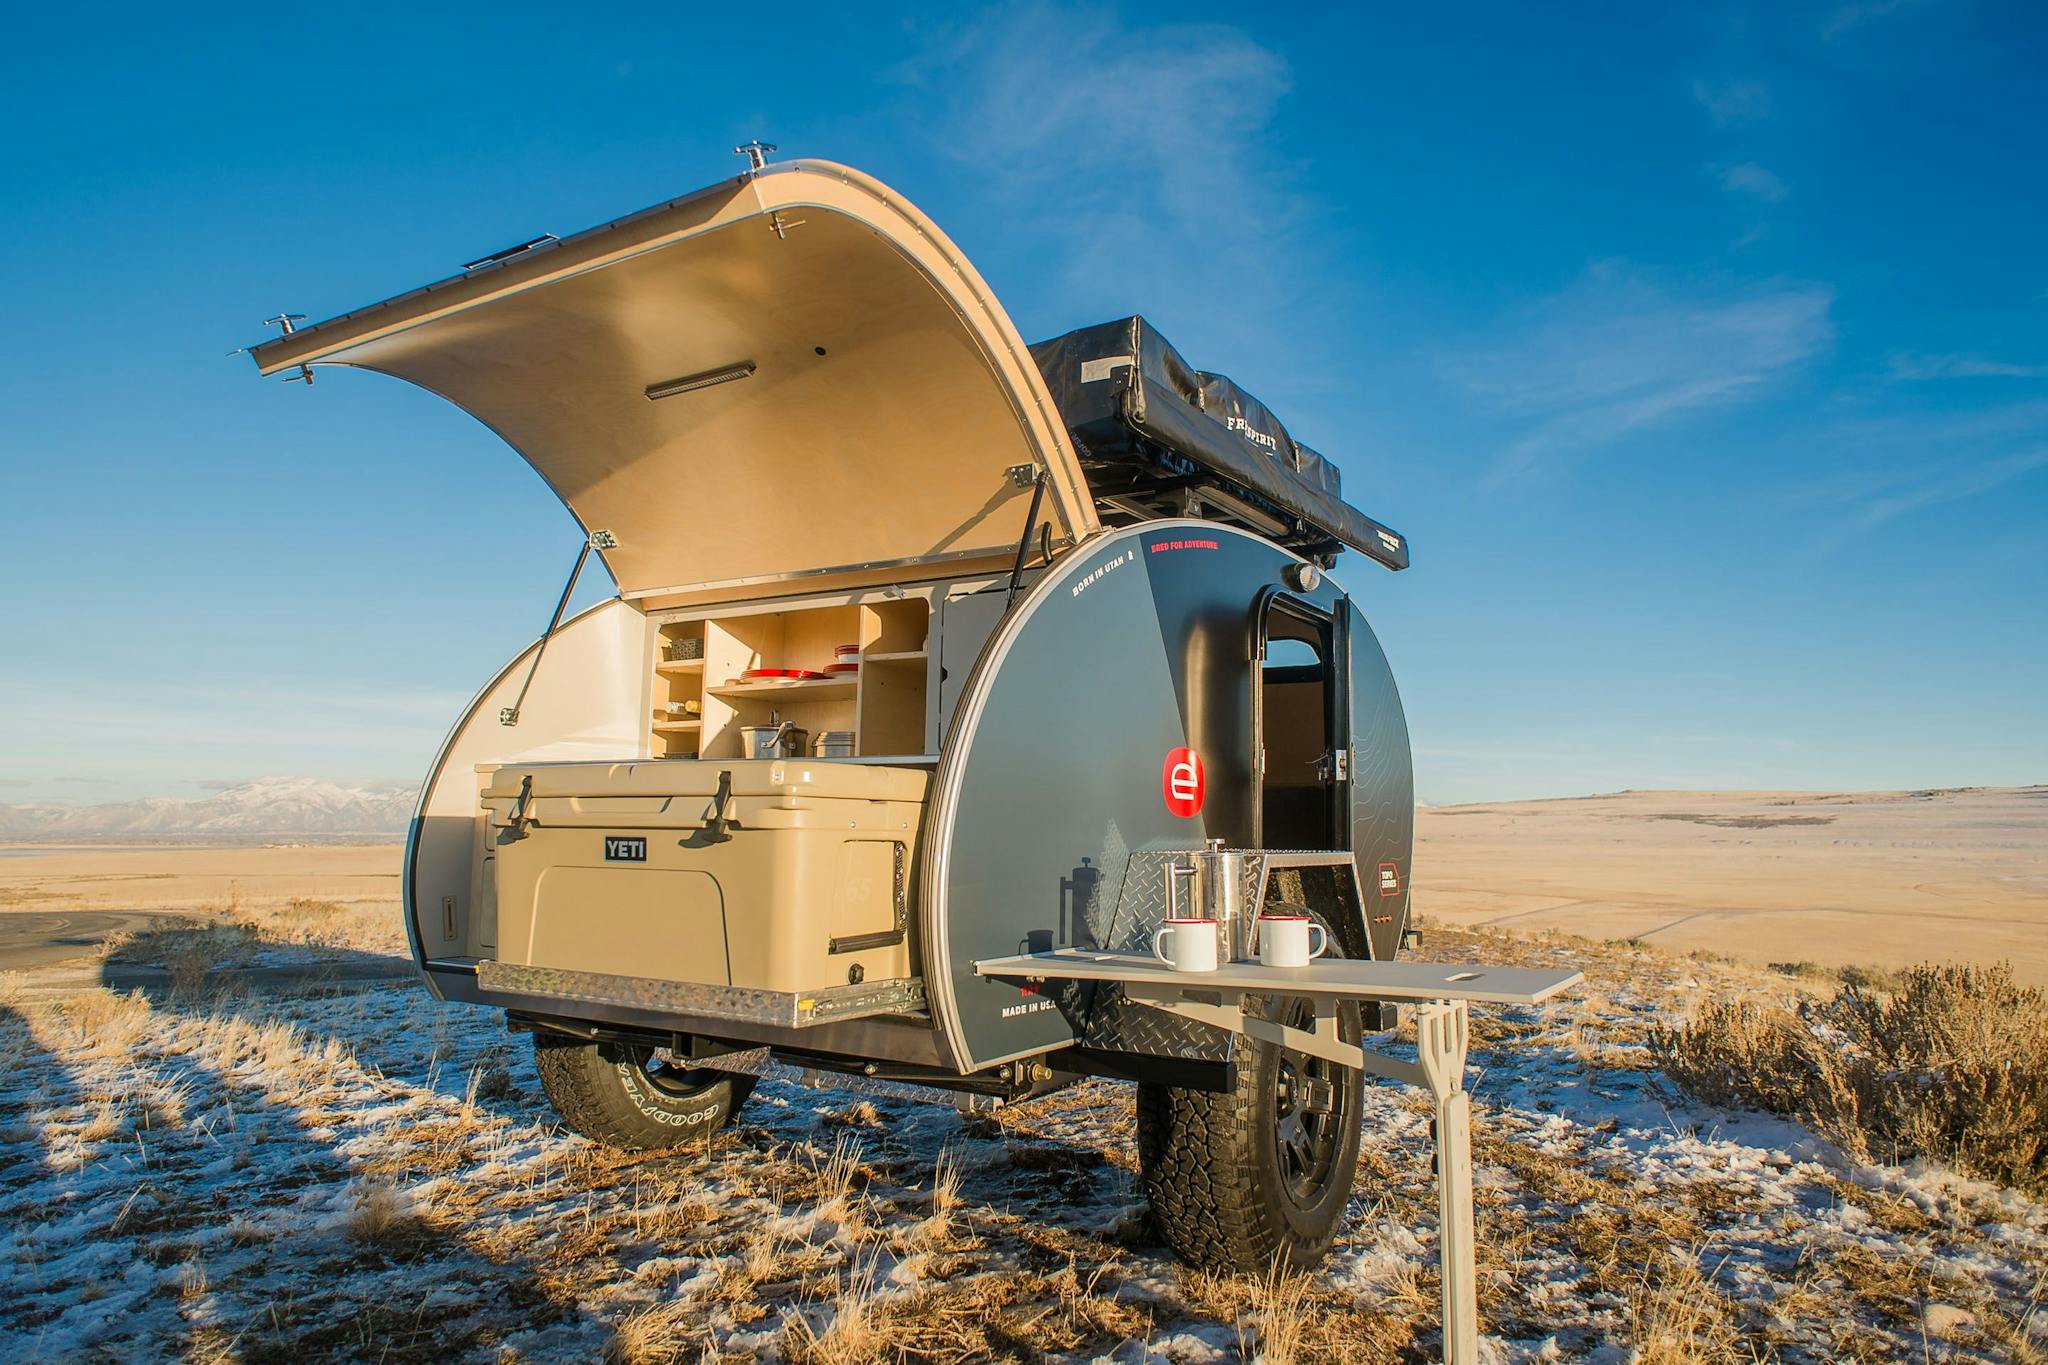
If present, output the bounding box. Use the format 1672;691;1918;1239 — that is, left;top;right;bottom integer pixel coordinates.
1162;746;1206;818
1378;861;1401;896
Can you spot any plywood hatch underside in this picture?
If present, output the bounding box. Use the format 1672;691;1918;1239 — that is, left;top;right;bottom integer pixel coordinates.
250;161;1096;603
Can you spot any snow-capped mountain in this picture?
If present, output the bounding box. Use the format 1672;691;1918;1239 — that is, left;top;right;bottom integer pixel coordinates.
0;778;419;839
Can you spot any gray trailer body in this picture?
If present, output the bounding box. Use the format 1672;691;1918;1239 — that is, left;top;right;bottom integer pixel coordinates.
929;520;1412;1073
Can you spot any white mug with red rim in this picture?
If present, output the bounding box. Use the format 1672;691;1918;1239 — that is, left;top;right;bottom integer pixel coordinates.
1257;913;1329;968
1151;917;1220;973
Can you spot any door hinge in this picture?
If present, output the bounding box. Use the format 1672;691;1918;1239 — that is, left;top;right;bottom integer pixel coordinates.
1319;749;1350;783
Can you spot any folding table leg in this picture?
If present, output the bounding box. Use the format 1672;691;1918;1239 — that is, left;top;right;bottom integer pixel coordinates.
1433;1087;1477;1362
1413;1000;1477;1364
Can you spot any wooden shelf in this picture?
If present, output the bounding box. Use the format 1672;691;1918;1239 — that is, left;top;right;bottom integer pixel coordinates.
708;678;858;702
654;595;933;760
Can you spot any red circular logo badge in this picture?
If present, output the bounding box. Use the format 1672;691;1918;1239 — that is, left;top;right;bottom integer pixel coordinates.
1162;746;1205;818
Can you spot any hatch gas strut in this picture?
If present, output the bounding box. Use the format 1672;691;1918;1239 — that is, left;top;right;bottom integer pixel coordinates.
500;530;615;726
1004;466;1049;610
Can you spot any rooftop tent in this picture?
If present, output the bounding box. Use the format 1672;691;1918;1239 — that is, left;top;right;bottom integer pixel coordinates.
248;161;1098;603
1030;317;1409;571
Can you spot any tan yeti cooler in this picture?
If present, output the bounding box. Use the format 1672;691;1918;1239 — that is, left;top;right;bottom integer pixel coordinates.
476;760;928;1019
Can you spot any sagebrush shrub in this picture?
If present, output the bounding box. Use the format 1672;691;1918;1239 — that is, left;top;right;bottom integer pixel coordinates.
1654;963;2048;1196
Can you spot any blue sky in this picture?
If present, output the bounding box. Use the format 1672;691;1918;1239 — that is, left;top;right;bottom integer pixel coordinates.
1;1;2042;805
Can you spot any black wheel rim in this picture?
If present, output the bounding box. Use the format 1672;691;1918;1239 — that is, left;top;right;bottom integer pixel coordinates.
629;1047;723;1099
1272;1000;1348;1205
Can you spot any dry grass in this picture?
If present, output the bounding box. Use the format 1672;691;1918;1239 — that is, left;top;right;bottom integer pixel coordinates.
345;1179;417;1242
108;891;407;985
248;896;385;948
782;1247;884;1364
1180;1263;1418;1362
821;1100;883;1130
846;1260;1153;1363
744;1224;791;1283
46;990;156;1059
1626;1244;1751;1364
893;1144;966;1251
75;1101;123;1144
807;1132;873;1240
9;856;2043;1361
606;1297;713;1364
159;924;260;996
1235;1260;1312;1365
1656;961;2048;1194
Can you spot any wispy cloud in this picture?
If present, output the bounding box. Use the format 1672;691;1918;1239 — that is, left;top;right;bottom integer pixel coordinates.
900;5;1307;346
1886;352;2048;381
1822;0;1930;41
1693;78;1772;126
1842;449;2048;532
1785;399;2048;543
912;7;1288;203
1452;263;1833;480
1715;161;1790;202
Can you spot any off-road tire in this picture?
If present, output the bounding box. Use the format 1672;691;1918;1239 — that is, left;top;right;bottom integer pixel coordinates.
533;1034;755;1151
1135;924;1364;1271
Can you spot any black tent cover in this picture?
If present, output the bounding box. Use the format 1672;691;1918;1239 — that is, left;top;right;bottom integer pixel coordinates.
1029;317;1408;571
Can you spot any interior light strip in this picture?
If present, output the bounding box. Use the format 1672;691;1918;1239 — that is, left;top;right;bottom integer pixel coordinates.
644;361;757;400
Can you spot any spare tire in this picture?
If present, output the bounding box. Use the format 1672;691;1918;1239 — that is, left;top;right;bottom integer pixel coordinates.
533;1034;755;1151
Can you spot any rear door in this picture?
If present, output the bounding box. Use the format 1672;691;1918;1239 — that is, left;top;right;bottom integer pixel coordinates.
1343;597;1414;963
1253;590;1344;849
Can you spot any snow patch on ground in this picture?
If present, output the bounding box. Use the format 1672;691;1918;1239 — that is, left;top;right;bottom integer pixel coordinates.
1;931;2043;1361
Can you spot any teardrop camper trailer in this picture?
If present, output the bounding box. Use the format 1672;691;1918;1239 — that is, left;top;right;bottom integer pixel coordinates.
248;158;1576;1290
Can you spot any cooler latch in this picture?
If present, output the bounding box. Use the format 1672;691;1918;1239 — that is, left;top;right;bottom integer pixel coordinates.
500;775;535;843
702;770;736;844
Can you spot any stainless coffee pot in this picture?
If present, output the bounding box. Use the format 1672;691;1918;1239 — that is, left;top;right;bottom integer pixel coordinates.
1165;838;1257;961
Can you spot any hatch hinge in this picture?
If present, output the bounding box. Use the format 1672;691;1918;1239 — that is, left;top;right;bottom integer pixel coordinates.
462;234;560;272
230;313;314;385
